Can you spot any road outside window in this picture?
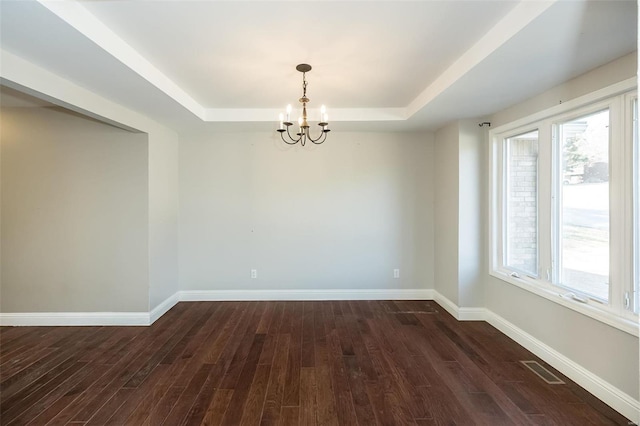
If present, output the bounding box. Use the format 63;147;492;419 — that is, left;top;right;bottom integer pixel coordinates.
559;110;610;301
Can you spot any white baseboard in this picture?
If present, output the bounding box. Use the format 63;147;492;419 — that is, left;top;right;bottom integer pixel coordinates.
0;311;150;326
149;292;180;324
179;288;434;302
0;292;180;327
432;290;487;320
457;307;487;321
2;288;636;422
432;290;459;317
0;292;182;327
0;289;431;325
484;310;640;424
431;291;638;423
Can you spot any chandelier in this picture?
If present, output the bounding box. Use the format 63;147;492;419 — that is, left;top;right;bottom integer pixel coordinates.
277;64;330;146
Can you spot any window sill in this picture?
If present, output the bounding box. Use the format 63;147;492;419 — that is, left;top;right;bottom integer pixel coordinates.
490;269;639;337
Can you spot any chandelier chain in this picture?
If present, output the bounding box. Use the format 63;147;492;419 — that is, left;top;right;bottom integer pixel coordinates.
302;72;307;98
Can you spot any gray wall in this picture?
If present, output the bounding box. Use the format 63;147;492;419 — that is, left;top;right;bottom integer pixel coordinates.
1;107;149;312
458;120;485;308
178;130;434;292
148;130;179;310
434;122;459;304
433;120;486;308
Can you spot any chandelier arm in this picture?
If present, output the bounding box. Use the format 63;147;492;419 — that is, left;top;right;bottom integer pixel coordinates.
307;129;328;144
310;131;327;145
280;127;301;145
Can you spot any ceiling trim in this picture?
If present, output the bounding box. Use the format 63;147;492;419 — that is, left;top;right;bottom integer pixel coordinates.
37;0;206;120
406;0;557;117
1;49;161;134
204;107;407;122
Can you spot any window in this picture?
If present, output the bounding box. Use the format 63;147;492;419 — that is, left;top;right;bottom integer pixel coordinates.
556;110;610;301
490;81;638;335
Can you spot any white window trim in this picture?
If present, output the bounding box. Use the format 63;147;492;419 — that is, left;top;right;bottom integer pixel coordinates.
489;77;638;337
551;101;617;303
630;94;640;314
500;126;541;278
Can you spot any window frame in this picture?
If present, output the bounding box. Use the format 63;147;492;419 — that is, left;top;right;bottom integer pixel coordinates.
551;104;613;303
501;127;541;279
489;78;638;336
628;94;639;314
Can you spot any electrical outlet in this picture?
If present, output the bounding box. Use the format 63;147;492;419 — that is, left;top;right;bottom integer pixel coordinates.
251;269;257;279
393;269;400;279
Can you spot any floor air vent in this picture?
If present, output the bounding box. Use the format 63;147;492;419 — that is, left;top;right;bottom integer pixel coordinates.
520;360;565;385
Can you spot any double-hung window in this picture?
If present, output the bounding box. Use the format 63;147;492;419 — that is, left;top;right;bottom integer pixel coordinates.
490;80;638;335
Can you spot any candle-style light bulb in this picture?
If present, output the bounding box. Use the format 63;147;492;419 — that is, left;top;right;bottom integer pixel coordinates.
286;104;292;122
320;104;326;118
279;113;284;130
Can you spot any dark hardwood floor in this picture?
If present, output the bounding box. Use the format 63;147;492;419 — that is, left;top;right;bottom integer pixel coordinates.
0;301;632;425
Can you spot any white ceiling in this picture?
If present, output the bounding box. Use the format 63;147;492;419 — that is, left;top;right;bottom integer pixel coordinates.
78;1;516;108
0;0;637;132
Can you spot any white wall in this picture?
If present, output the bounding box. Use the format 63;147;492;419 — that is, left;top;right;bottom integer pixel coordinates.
148;130;179;311
458;120;485;308
434;123;459;304
179;130;434;294
491;52;637;127
486;52;639;400
434;120;486;309
1;53;182;318
1;107;149;312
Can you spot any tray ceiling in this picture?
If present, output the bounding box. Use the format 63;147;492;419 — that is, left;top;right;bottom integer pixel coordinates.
0;0;636;131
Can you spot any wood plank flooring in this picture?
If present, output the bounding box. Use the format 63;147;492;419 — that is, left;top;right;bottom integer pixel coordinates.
0;301;632;425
